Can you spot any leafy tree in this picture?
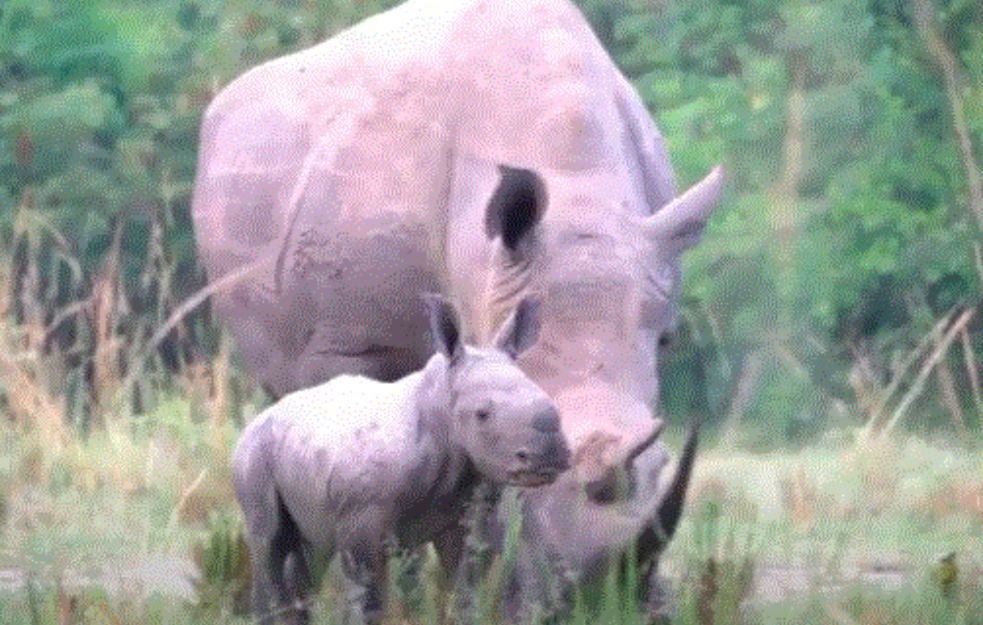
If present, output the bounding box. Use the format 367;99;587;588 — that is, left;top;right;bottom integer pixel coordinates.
579;0;981;441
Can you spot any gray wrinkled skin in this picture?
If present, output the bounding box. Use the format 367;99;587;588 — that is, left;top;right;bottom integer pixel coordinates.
195;0;723;621
232;298;570;624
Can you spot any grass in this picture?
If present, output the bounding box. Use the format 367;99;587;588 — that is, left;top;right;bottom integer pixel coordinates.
1;407;981;624
0;399;244;623
660;432;983;625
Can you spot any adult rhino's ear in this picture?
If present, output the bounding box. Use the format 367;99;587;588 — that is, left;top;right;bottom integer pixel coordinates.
423;293;463;363
492;296;541;359
485;165;547;253
643;166;724;255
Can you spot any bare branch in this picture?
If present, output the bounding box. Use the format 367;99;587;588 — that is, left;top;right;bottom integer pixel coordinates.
115;256;273;408
882;308;976;436
861;305;959;437
960;327;983;421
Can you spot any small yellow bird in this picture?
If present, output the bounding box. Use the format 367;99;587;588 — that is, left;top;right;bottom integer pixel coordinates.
931;551;958;599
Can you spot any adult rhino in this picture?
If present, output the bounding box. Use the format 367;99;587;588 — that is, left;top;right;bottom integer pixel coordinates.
193;0;722;619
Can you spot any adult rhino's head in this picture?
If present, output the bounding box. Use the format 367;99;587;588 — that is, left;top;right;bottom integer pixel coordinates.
461;163;722;496
425;295;571;488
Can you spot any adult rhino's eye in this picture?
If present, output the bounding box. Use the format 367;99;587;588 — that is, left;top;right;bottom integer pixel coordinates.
475;407;492;422
658;332;674;347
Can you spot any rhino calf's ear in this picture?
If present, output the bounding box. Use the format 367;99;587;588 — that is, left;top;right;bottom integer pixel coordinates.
423;293;463;363
492;296;541;359
484;165;547;253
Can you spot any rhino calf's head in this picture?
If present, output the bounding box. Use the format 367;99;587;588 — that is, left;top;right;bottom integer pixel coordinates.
426;295;571;488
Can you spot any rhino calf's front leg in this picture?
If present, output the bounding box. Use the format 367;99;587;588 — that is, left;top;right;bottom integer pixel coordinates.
440;479;504;624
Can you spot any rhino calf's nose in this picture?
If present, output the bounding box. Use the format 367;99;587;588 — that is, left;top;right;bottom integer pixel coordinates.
548;436;571;472
514;437;569;474
532;410;561;433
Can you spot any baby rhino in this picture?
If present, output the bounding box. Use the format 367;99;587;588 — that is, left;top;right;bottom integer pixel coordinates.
232;296;570;624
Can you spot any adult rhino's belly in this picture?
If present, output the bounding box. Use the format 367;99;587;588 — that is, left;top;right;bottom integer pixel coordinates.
223;218;441;396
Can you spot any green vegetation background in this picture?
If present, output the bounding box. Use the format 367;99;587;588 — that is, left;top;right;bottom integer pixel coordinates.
4;0;983;444
1;2;983;623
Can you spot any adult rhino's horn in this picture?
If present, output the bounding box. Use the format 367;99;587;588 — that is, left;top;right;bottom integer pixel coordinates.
643;166;724;253
626;421;664;466
635;420;699;564
584;421;664;503
655;420;698;540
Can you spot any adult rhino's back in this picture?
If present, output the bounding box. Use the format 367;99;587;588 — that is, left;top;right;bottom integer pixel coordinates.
193;0;683;399
192;0;466;394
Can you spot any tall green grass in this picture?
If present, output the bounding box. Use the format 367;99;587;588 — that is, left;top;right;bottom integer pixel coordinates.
7;414;980;625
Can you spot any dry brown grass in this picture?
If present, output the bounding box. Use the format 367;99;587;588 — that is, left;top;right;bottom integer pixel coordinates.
0;180;248;443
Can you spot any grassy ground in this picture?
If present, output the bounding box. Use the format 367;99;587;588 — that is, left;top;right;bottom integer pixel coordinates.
0;404;981;624
663;431;983;624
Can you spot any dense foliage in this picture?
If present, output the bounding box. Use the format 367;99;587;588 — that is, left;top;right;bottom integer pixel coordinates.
0;0;980;444
612;0;983;443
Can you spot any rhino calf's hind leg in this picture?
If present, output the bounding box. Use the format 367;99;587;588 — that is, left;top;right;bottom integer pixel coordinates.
269;507;313;625
245;532;277;625
245;496;312;625
340;540;388;625
284;550;314;615
234;441;283;624
235;429;311;625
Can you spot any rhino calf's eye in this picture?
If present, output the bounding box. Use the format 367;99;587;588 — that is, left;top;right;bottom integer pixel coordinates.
476;408;492;422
